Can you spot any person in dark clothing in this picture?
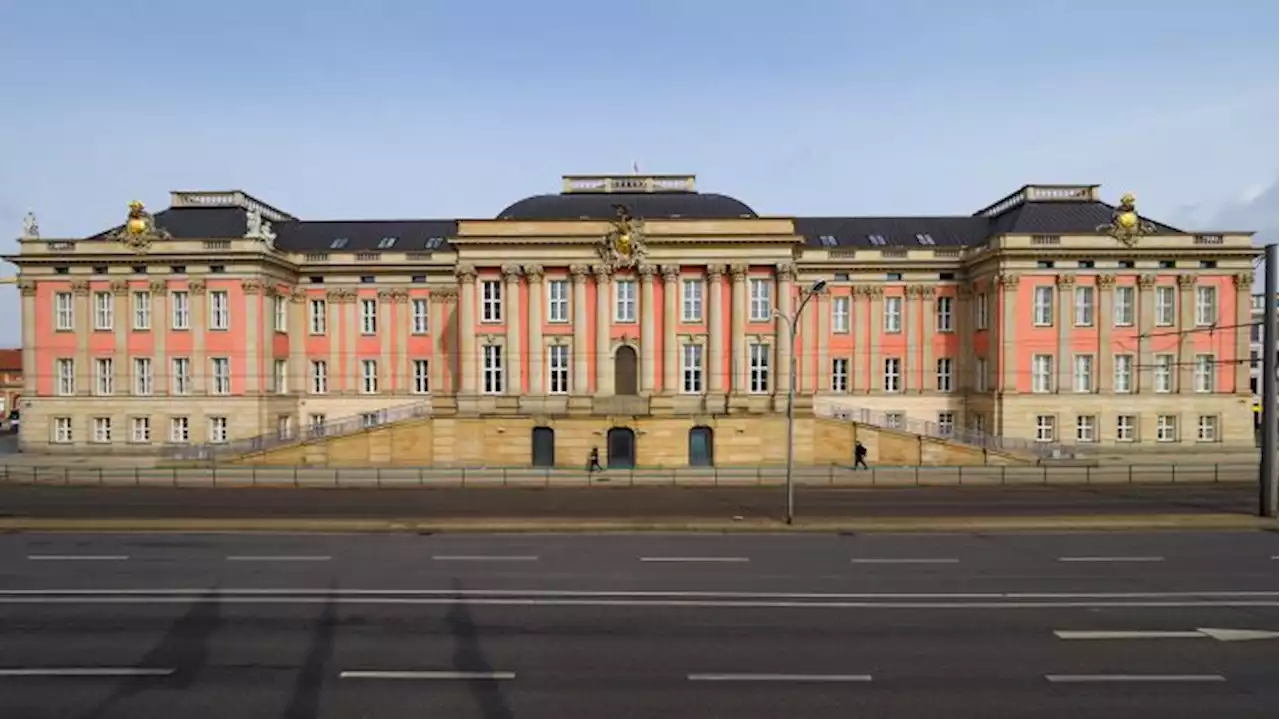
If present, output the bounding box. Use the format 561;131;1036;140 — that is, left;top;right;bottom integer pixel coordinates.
587;446;603;473
853;441;869;470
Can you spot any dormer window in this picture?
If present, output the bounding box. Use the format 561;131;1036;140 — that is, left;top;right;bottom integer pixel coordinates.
915;233;935;245
868;234;887;246
819;234;838;247
377;236;397;249
330;237;349;249
424;237;444;250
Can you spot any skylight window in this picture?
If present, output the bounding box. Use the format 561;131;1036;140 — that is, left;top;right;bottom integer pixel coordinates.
330;237;349;249
377;236;398;249
915;233;935;245
867;234;887;246
818;234;838;247
424;237;444;250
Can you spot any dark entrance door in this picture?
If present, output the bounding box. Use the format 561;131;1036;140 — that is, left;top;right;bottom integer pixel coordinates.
606;427;636;469
688;426;714;466
614;345;638;395
531;426;555;468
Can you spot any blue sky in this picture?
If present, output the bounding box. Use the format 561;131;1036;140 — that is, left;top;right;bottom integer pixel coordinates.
1;0;1276;342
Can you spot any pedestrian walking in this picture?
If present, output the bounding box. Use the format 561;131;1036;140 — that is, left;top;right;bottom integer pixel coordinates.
853;441;869;470
587;446;603;473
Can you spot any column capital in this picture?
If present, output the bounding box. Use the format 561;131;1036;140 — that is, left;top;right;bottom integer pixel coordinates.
1233;271;1255;289
570;264;592;282
240;279;264;295
110;280;131;296
429;287;458;304
1054;274;1076;289
454;263;477;284
326;288;356;304
593;265;611;282
661;264;681;283
501;263;523;282
729;263;749;281
957;284;973;299
1096;274;1117;288
706;263;725;281
775;262;796;281
524;264;544;283
187;280;207;296
1137;274;1157;289
995;274;1019;291
638;264;657;282
18;280;37;297
906;284;935;298
1176;274;1197;289
289;286;308;304
857;285;884;298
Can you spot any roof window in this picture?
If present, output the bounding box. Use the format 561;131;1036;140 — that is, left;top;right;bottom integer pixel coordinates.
915;233;935;245
867;234;887;246
424;237;444;250
819;234;838;247
330;237;349;249
377;236;398;249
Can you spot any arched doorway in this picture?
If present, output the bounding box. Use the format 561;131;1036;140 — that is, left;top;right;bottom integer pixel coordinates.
614;345;638;395
531;426;555;468
606;427;636;469
688;426;714;467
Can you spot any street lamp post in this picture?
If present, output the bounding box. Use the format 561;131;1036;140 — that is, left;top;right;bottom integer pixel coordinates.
776;279;827;525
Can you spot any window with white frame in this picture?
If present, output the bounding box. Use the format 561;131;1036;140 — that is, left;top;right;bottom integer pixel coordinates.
615;279;637;322
1033;286;1054;326
53;417;73;443
884;412;904;430
411;298;429;334
361;412;383;429
413;359;430;394
92;416;111;443
132;291;151;330
748;343;770;393
133;357;153;396
547;280;569;322
309;299;326;334
482;345;504;393
1073;286;1094;326
975;357;988;392
171;357;191;395
1073;354;1094;393
1115;414;1136;442
1196;415;1218;442
171;291;190;330
681;343;704;393
936;357;953;392
308;414;325;436
1194;354;1214;392
1114;286;1135;326
55;292;74;330
1154;354;1174;393
94;358;114;395
974;292;989;330
273;295;287;332
273;359;287;394
169;416;190;443
93;292;113;330
831;357;849;392
361;359;378;393
749;279;771;322
277;415;293;440
1194;286;1216;326
481;280;502;322
208;416;228;443
1114;354;1134;393
970;413;986;435
884;296;902;332
883;357;902;392
936;296;953;332
1076;415;1096;442
832;296;850;333
1154;286;1175;326
682;279;703;322
937;412;955;437
56;358;75;396
1156;414;1177;442
1035;415;1056;442
311;360;327;394
131;416;150;443
1032;354;1054;393
548;345;569;394
360;298;378;334
209;290;229;330
211;357;230;395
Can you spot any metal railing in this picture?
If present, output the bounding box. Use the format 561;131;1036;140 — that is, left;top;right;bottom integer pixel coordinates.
817;405;1075;459
165;400;432;461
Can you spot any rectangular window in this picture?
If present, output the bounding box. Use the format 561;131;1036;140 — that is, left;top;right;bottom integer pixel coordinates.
884;412;904;430
1155;286;1175;326
411;298;429;334
1156;414;1178;442
308;414;326;437
1154;354;1174;393
56;358;75;396
1033;286;1054;326
361;412;383;429
936;296;953;332
361;359;378;393
273;359;287;394
482;345;504;394
937;412;955;437
1194;354;1214;392
171;291;190;329
831;296;850;333
360;298;378;334
309;360;327;394
481;280;502;322
1076;415;1096;443
273;295;287;332
1116;414;1136;442
1073;286;1094;326
1073;354;1094;393
682;278;703;322
55;292;74;330
548;345;570;394
209;290;229;330
831;357;849;392
975;357;988;392
208;416;228;444
1195;286;1216;326
1114;354;1134;393
936;357;953;392
884;296;902;333
169;416;190;443
133;357;153;396
883;357;902;392
309;299;326;334
211;358;231;394
131;416;150;443
1032;354;1054;393
748;343;771;392
615;279;637;322
1196;415;1218;442
94;357;114;396
1035;415;1056;442
132;291;151;330
547;280;569;323
171;358;191;395
749;279;771;322
92;417;112;443
93;291;113;330
412;359;430;394
681;343;704;393
1114;286;1135;326
53;417;74;443
974;292;989;330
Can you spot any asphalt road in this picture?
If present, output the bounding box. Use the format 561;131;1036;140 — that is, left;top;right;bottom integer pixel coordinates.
0;530;1275;718
0;483;1259;521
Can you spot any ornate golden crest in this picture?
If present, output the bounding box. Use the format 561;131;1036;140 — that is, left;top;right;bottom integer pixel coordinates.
1096;192;1156;247
598;204;647;272
106;200;172;253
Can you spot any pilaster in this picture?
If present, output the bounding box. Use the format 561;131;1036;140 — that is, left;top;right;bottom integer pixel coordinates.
774;262;795;400
376;290;394;393
189;280;207;394
502;263;523;395
1177;274;1195;394
72;280;90;396
729;264;748;393
997;274;1019;392
526;266;545;395
867;286;885;394
661;264;680;393
707;264;726;394
111;280;129;394
18;281;36;396
570;265;590;394
455;264;478;396
1234;272;1254;393
288;287;306;395
1096;275;1115;392
1055;274;1075;394
594;266;613;395
639;264;657;394
1137;274;1156;393
242;279;262;394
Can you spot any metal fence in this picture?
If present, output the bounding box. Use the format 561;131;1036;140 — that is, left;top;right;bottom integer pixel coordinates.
0;462;1256;489
817;405;1075;459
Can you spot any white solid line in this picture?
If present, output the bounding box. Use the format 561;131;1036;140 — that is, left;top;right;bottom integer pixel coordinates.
1054;630;1206;640
225;556;332;562
850;558;959;564
640;557;751;563
0;589;1271;600
1046;674;1226;683
431;556;539;562
1057;556;1165;563
27;555;129;561
0;668;174;677
688;673;872;682
340;670;515;680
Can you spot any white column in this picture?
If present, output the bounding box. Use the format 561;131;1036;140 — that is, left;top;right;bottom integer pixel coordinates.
639;265;657;394
1137;274;1155;393
345;293;358;394
729;264;748;393
288;288;306;395
502;263;523;395
456;265;477;395
570;265;590;394
526;266;545;395
112;281;129;394
1055;275;1074;394
810;288;826;393
189;280;207;394
594;267;613;394
242;280;262;394
998;274;1019;392
72;281;90;395
920;286;936;394
394;291;409;394
428;289;451;394
1177;275;1195;395
867;287;884;394
325;289;342;395
955;286;972;392
1234;272;1254;393
18;281;36;396
707;264;726;394
377;290;393;393
661;265;680;393
775;262;794;396
1097;276;1115;392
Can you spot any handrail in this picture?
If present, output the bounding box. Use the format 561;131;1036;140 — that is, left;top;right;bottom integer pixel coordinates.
165;399;432;461
816;404;1076;459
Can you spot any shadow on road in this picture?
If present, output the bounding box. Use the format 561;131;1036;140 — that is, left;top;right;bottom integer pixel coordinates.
282;581;338;719
446;578;514;719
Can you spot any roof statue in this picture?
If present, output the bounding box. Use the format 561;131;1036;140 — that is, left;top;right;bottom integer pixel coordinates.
107;200;171;253
244;206;277;249
1097;192;1157;247
597;203;648;272
20;212;39;240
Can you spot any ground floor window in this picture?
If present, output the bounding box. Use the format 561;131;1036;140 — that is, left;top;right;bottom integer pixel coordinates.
1196;415;1217;442
1075;415;1095;443
1115;415;1136;442
1156;415;1178;443
53;416;73;443
1034;415;1056;442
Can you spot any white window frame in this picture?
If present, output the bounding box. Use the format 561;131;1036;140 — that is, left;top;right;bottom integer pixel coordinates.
936;296;953;332
53;417;74;444
1114;286;1135;326
1153;354;1174;393
94;357;114;396
132;291;151;330
133;357;153;396
1154;286;1175;326
480;280;502;323
883;357;902;392
749;279;771;322
412;359;431;394
1073;286;1094;327
1115;414;1136;442
482;344;504;394
311;360;328;394
832;296;850;333
361;359;379;394
1114;354;1133;393
411;298;429;334
171;357;191;395
360;298;378;335
1073;354;1094;393
55;292;74;330
309;299;327;334
56;358;75;396
93;291;113;330
273;359;287;394
831;357;849;392
883;296;903;333
1032;354;1054;393
1194;354;1214;392
615;279;637;323
169;416;190;443
1075;415;1096;443
975;357;988;393
936;357;953;392
273;295;287;332
1196;415;1218;442
547;280;569;323
130;416;151;443
209;290;229;330
974;292;989;330
1034;415;1056;442
1155;414;1178;442
211;357;231;395
208;416;228;444
171;291;190;330
1194;286;1216;327
937;412;955;437
547;345;569;394
681;343;704;394
1033;287;1054;327
681;278;703;323
92;416;112;443
748;343;771;393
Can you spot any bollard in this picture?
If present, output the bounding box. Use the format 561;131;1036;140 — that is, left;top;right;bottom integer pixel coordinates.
1171;463;1176;484
461;467;467;488
1214;463;1219;483
1085;465;1091;484
1000;465;1006;485
1128;464;1133;484
957;465;963;486
294;466;299;488
502;467;508;487
212;465;218;487
914;465;919;486
63;467;69;485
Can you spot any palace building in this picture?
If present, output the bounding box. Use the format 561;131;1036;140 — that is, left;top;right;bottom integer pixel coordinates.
8;174;1262;466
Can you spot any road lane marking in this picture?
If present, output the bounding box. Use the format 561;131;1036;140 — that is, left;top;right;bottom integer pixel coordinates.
431;556;539;562
0;668;174;677
640;557;750;563
1055;630;1205;640
850;558;959;564
1046;674;1226;684
688;673;872;682
340;670;515;680
0;589;1272;599
1057;556;1165;563
26;555;129;561
226;556;332;562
